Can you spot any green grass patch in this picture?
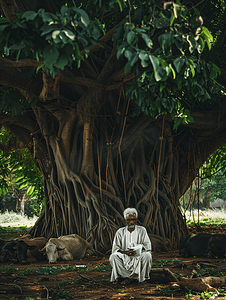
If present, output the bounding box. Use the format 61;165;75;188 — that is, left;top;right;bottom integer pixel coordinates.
0;264;111;276
186;218;226;227
53;290;72;300
198;268;226;277
0;226;32;240
152;259;181;267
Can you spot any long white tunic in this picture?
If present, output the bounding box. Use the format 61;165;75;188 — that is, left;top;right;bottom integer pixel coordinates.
109;225;152;282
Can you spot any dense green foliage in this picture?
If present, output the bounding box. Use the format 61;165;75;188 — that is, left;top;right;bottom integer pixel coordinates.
0;0;222;127
0;0;225;247
0;127;44;212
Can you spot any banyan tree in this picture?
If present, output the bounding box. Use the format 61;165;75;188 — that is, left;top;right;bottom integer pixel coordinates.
0;0;225;252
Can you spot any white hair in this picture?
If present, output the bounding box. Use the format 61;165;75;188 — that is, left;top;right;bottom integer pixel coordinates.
123;208;138;219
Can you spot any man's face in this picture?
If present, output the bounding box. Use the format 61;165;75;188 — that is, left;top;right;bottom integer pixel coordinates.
125;213;137;231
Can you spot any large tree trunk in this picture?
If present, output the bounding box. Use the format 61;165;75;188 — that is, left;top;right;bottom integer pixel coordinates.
18;87;224;252
2;74;226;252
1;1;226;250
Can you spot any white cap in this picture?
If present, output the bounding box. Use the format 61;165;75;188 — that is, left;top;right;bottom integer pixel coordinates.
123;208;138;219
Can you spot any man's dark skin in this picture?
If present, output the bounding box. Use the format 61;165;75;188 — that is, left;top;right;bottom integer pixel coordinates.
118;213;137;257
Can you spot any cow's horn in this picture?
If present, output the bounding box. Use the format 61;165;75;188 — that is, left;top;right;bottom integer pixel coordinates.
39;245;46;253
57;246;66;251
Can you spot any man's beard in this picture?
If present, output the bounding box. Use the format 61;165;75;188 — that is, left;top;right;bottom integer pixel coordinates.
128;224;136;229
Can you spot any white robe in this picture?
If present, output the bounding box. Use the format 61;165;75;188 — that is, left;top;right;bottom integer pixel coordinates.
109;225;152;282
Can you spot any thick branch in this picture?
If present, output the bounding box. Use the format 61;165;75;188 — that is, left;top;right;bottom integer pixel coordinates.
0;64;41;98
80;26;117;56
0;138;26;152
60;73;105;90
0;57;42;68
0;0;20;22
219;68;226;78
0;113;37;133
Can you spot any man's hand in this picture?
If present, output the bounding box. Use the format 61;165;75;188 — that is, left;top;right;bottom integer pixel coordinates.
118;249;136;256
124;249;136;256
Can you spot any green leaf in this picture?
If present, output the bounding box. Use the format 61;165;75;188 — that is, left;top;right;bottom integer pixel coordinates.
210;84;221;94
130;53;138;67
116;0;123;12
154;67;165;81
134;7;143;24
41;25;60;36
169;64;176;79
36;63;44;73
190;64;195;77
187;35;197;53
41;12;54;23
197;36;205;53
27;185;35;196
141;33;153;48
173;57;185;73
153;17;170;29
139;51;149;61
149;54;159;72
73;7;89;27
116;43;126;59
0;18;9;24
160;82;166;93
22;11;38;21
139;51;150;67
60;5;70;16
43;45;59;68
158;32;172;52
74;43;83;67
55;54;68;70
77;35;88;46
9;44;25;50
127;31;136;44
201;26;213;42
124;61;131;74
124;49;133;61
113;24;123;44
63;29;75;40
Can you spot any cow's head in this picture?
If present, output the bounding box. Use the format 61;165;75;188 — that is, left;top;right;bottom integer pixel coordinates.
16;240;37;264
39;241;65;263
0;240;36;264
0;241;19;263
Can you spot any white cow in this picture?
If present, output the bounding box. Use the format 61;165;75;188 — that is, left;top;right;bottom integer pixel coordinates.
209;198;226;209
40;234;92;263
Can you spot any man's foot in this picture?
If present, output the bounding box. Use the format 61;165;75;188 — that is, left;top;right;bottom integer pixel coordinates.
139;280;147;284
120;278;132;285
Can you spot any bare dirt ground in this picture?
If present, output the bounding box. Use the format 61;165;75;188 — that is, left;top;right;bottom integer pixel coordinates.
1;225;226;300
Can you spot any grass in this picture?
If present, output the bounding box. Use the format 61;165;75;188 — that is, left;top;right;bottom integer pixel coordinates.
185;208;226;227
152;259;181;267
0;264;111;275
0;211;38;227
0;211;36;239
0;225;32;239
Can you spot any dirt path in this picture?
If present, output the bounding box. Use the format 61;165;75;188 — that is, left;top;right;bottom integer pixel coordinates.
1;225;226;300
1;250;226;299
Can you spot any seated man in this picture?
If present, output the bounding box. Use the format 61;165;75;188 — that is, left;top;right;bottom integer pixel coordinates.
109;208;152;285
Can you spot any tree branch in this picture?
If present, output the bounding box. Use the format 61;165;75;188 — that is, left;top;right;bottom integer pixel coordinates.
0;57;42;68
0;0;20;22
0;113;37;136
219;68;226;78
0;137;27;152
60;73;105;89
80;25;117;56
0;64;41;98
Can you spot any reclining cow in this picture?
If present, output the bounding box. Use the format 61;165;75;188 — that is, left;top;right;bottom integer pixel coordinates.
40;234;92;263
0;234;32;263
180;233;226;258
0;235;47;264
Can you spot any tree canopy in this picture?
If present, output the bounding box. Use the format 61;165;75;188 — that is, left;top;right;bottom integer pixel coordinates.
0;0;225;252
